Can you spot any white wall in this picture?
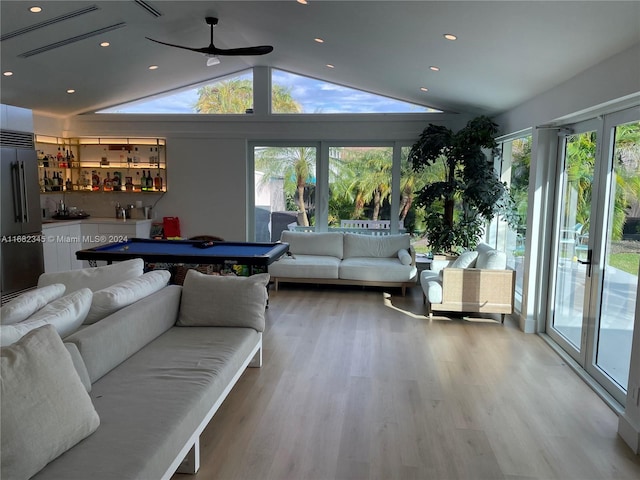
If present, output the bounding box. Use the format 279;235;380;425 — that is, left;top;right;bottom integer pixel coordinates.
495;43;640;135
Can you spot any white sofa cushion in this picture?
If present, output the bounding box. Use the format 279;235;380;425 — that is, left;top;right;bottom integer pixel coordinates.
343;233;410;259
280;231;344;258
476;243;507;269
0;288;93;347
37;258;144;293
340;257;416;282
0;283;66;325
269;254;341;279
177;270;269;332
0;325;100;480
451;251;478;269
84;270;171;325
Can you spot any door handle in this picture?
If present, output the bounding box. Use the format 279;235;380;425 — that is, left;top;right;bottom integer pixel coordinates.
18;161;30;223
577;249;592;277
11;162;23;223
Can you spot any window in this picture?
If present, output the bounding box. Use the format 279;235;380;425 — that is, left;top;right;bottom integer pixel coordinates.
271;69;440;114
487;135;531;306
97;70;253;114
253;145;317;242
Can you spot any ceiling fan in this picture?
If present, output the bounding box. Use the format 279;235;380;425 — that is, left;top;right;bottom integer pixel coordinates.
146;17;273;66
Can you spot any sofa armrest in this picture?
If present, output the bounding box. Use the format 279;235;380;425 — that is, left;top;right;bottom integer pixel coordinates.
440;268;515;306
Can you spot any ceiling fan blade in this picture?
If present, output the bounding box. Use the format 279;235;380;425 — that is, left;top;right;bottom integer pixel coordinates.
210;45;274;56
146;37;211;54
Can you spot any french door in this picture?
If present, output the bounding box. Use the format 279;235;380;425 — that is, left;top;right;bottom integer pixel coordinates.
548;108;639;405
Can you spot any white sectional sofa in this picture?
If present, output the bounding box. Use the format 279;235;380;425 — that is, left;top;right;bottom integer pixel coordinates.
0;260;268;480
269;231;417;295
420;242;516;322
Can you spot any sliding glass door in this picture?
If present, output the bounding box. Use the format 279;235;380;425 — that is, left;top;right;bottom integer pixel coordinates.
548;108;639;404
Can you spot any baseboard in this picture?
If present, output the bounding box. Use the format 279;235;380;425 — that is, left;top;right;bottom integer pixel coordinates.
618;413;640;454
518;313;537;333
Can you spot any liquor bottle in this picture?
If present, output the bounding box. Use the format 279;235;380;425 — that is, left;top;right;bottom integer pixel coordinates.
140;171;147;191
112;171;122;191
154;172;163;191
56;147;63;163
66;178;72;191
70;150;77;168
103;172;113;191
43;170;50;192
135;171;141;191
91;170;101;191
133;147;139;166
147;170;154;190
101;148;109;166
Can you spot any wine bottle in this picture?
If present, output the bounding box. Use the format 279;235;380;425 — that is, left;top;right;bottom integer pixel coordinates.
147;170;154;190
141;171;147;191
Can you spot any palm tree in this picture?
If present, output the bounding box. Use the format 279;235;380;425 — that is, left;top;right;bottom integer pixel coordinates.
195;79;302;113
332;148;392;220
255;147;316;226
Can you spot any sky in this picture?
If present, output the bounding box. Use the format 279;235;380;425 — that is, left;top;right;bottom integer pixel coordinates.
99;69;439;114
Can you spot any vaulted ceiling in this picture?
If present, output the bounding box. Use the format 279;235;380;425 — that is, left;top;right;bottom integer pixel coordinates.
1;1;638;118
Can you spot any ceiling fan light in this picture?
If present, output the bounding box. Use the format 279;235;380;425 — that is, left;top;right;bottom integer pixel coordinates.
206;55;220;66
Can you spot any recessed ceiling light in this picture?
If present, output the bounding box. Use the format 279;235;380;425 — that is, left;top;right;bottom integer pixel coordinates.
326;64;335;69
297;0;308;4
429;66;440;71
3;71;14;77
314;38;324;43
100;41;110;47
420;87;429;92
443;34;457;41
66;89;75;94
148;65;158;70
29;6;42;13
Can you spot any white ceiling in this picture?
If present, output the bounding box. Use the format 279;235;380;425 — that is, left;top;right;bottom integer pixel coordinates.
1;0;639;118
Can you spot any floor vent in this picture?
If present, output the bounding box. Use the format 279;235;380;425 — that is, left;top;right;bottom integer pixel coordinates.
18;23;127;58
0;4;101;42
0;130;35;149
135;0;163;18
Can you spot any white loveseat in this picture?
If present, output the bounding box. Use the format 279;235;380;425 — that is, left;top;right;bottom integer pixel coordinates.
269;231;417;295
420;242;516;322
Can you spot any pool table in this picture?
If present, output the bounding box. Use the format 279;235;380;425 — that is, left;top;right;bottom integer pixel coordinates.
76;238;289;274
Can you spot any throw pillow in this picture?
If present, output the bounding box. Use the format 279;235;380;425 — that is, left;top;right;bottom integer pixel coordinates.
475;249;507;270
83;270;171;324
398;248;412;265
177;270;269;332
0;283;66;325
0;288;93;347
37;258;144;293
451;251;478;269
0;325;100;480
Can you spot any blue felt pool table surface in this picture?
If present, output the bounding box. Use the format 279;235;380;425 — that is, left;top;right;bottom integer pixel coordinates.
76;238;289;266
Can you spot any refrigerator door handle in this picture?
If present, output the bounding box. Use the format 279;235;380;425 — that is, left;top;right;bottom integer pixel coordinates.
10;161;24;223
18;161;30;223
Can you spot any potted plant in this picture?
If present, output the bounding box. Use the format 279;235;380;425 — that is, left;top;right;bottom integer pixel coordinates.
408;115;510;255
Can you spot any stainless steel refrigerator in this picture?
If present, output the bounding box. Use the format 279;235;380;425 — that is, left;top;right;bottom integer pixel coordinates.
1;130;44;302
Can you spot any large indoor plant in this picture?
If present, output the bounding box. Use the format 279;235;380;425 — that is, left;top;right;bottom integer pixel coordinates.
408;115;510;254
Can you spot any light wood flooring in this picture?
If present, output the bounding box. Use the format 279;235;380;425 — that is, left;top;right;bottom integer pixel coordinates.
173;284;640;480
